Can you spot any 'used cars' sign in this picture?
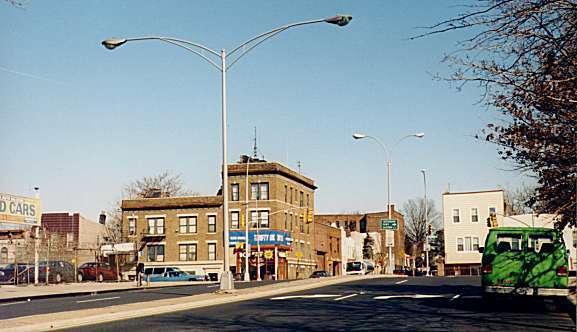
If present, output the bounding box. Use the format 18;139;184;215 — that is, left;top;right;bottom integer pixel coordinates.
0;193;41;227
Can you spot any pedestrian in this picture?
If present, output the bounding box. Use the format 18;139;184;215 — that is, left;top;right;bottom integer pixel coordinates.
136;262;144;287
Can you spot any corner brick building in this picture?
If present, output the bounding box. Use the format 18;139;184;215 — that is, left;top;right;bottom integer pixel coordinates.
121;157;318;280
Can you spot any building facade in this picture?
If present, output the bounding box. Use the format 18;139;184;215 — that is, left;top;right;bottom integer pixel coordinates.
315;209;406;270
313;222;342;276
442;189;505;275
120;157;317;280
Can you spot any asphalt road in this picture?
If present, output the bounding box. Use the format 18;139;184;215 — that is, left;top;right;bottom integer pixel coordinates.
70;276;576;332
0;279;281;320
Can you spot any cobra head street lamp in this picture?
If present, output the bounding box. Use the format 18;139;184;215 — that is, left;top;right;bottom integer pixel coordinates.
325;15;353;27
102;38;128;50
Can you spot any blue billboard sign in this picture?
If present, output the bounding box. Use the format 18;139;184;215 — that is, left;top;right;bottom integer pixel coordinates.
229;230;292;247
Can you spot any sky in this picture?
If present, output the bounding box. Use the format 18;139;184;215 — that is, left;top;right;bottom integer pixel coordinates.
0;1;532;222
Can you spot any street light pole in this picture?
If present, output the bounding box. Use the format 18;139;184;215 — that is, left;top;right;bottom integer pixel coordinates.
421;169;429;277
353;132;424;274
244;157;251;282
102;15;352;290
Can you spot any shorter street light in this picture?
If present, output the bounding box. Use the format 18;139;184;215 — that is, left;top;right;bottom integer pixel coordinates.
353;131;424;274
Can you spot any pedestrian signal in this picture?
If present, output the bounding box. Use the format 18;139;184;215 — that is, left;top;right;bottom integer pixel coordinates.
307;209;313;223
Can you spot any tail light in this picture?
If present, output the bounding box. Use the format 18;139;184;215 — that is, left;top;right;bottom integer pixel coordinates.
556;265;567;277
482;264;492;274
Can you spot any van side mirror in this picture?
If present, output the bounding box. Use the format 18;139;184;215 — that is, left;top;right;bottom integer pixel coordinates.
478;247;484;253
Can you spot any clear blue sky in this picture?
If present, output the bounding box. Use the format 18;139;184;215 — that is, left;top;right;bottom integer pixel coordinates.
0;1;530;222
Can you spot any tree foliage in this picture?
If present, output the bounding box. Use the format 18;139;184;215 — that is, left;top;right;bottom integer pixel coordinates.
362;234;375;260
403;198;442;257
417;0;577;228
503;184;537;215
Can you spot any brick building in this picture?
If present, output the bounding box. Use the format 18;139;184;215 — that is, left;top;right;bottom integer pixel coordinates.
41;213;108;249
121;157;317;280
315;209;406;270
314;222;342;276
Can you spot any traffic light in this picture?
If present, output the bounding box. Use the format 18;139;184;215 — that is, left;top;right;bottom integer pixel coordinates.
427;224;432;236
306;209;313;223
240;213;245;228
486;212;497;227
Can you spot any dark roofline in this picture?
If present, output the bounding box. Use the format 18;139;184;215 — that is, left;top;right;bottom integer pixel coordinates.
122;196;223;211
443;189;504;196
228;162;316;190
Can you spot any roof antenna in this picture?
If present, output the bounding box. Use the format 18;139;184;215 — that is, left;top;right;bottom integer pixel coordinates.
253;127;258;160
297;160;302;174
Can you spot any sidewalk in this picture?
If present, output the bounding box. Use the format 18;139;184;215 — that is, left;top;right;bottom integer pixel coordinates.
0;280;215;303
1;275;387;332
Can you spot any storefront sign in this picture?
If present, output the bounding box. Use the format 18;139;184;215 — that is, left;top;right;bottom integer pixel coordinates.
229;230;292;247
0;193;41;228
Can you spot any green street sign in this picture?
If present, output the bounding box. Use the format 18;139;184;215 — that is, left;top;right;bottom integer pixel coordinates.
380;219;398;230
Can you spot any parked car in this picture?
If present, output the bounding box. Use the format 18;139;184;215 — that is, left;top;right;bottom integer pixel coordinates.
77;262;119;282
38;261;75;283
0;263;34;284
147;270;207;282
310;270;329;278
144;266;208;282
480;227;569;303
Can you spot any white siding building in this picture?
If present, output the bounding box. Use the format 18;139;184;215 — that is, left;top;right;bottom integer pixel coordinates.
443;189;505;275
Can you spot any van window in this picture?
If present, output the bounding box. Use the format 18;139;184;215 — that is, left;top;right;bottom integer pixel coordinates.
496;234;522;252
152;267;165;275
528;234;553;253
144;268;153;275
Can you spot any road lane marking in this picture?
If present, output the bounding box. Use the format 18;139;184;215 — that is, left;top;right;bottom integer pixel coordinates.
450;294;460;302
0;301;27;306
207;285;219;288
334;294;358;301
373;294;445;300
76;296;120;304
271;294;341;300
395;280;408;285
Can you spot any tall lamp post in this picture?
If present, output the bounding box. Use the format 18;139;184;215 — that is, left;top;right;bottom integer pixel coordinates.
352;132;424;274
102;15;352;290
421;169;429;277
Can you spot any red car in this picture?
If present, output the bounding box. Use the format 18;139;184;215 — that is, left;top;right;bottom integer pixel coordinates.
77;262;118;282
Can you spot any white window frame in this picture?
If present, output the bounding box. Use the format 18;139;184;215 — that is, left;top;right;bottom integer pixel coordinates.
179;243;197;261
473;237;480;251
471;208;479;223
231;211;240;229
464;236;472;251
452;209;460;223
207;242;217;261
231;183;239;201
128;217;137;236
207;214;217;233
457;237;464;252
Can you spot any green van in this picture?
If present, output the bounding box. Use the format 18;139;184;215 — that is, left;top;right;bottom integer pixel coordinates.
480;227;569;298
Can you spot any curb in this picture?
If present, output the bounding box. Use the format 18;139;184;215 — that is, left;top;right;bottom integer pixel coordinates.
2;275;391;332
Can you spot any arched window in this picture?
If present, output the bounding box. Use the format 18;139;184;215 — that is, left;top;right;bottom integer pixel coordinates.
0;247;8;264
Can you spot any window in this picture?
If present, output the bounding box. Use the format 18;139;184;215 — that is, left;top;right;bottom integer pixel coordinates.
260;183;269;200
251;183;259;200
284;213;288;230
471;208;478;222
208;243;217;261
465;237;472;251
452;209;460;223
179;216;197;234
528;234;553;253
250;183;269;200
284;185;288;202
128;218;136;235
300;191;304;207
147;217;164;235
250;210;269;228
231;184;239;201
349;221;357;231
306;194;309;207
457;238;464;252
290;188;293;204
231;211;239;229
496;234;522;252
147;244;164;262
489;207;497;214
0;247;7;264
472;237;480;251
208;215;217;233
179;244;197;261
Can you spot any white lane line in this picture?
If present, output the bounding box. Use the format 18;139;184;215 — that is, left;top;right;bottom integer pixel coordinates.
395;280;408;285
76;296;120;304
271;294;341;300
207;285;219;288
0;301;28;306
334;293;358;301
373;294;446;300
450;294;461;302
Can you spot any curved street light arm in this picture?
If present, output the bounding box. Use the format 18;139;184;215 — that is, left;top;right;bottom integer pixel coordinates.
364;135;391;163
226;27;288;70
228;18;326;57
123;36;221;71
